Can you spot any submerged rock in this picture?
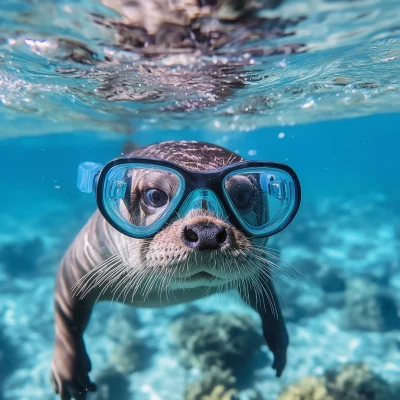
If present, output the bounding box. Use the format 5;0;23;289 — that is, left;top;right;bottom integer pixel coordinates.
106;308;141;342
184;367;237;400
279;363;396;400
110;334;154;374
343;279;400;331
317;267;346;294
88;368;131;400
0;326;19;399
171;312;263;374
0;237;44;276
106;307;152;374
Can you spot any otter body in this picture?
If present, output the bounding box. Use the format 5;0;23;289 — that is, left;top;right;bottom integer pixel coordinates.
51;141;289;400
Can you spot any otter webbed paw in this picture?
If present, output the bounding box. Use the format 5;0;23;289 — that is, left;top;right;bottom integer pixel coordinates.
265;325;288;378
271;346;287;377
51;339;96;399
51;369;96;400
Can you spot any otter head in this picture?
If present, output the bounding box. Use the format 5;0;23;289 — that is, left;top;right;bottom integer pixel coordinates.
114;141;268;297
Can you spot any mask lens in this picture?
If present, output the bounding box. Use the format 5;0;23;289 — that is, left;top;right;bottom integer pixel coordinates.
100;163;184;237
223;167;299;236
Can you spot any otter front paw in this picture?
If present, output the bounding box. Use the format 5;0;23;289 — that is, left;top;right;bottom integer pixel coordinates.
51;340;96;400
269;329;288;378
272;346;287;377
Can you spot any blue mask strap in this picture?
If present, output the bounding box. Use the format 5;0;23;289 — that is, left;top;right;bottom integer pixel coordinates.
77;162;104;193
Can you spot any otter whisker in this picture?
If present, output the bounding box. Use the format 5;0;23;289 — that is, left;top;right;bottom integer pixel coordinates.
242;264;262;310
253;263;284;318
161;263;177;302
95;259;141;304
157;258;177;300
119;263;150;304
93;257;130;288
97;241;150;301
72;240;148;298
157;263;171;301
252;245;308;282
145;267;164;300
233;257;250;306
249;249;299;279
130;262;154;300
99;267;130;303
244;256;278;317
74;257;124;299
248;249;303;288
141;264;160;300
72;253;122;295
113;267;142;304
143;262;167;302
128;267;150;303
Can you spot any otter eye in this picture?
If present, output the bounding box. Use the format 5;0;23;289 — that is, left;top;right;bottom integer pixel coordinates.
144;189;168;208
231;188;252;209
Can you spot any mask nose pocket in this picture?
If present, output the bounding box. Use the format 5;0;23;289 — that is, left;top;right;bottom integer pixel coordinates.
177;189;228;220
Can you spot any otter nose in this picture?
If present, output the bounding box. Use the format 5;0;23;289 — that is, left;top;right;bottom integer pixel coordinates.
182;222;228;250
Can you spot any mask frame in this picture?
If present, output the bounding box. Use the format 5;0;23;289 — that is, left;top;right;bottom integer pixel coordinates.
77;157;301;238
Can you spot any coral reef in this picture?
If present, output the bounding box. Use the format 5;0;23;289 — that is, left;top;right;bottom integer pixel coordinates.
343;279;400;331
279;363;396;400
184;367;238;400
279;376;329;400
106;307;152;374
171;312;263;373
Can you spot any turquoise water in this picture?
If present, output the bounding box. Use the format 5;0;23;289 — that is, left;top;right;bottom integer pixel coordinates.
0;0;400;399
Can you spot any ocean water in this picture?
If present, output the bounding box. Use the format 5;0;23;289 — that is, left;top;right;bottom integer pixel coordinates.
0;0;400;399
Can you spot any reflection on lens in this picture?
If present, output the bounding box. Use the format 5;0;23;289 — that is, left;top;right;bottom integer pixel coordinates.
223;167;296;236
102;164;184;237
224;173;265;227
124;168;180;227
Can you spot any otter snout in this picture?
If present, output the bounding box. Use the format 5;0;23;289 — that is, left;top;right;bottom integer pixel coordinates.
182;221;230;250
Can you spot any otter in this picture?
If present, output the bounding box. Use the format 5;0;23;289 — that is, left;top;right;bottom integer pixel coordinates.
51;141;290;400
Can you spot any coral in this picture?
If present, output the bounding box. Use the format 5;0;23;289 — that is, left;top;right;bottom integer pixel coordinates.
106;308;141;342
279;363;395;400
184;367;238;400
171;312;263;373
279;376;331;400
107;307;150;374
324;363;394;400
110;334;153;374
343;279;400;331
87;368;130;400
0;237;44;276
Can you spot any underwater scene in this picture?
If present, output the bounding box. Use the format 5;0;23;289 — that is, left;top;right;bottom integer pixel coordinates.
1;0;400;399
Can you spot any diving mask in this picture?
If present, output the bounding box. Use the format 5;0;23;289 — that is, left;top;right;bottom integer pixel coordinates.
77;157;301;238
